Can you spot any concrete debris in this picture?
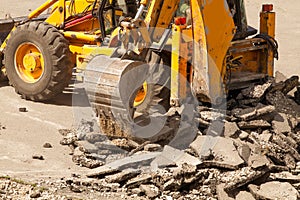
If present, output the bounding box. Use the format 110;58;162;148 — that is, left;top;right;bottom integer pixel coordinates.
272;113;292;134
282;76;299;95
151;145;201;170
270;171;300;182
233;104;275;121
216;184;235;200
266;90;300;118
248;181;299;200
76;140;99;154
125;174;152;189
199;110;225;121
248;153;270;169
144;143;162;152
241;81;272;99
239;131;249;140
235;191;255;200
87;152;160;177
223;121;240;138
85;133;106;144
238;120;271;130
190;136;244;169
105;168;141;183
58;75;300;199
139;184;160;199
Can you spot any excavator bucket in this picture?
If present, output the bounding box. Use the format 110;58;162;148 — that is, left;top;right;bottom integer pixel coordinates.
84;55;150;139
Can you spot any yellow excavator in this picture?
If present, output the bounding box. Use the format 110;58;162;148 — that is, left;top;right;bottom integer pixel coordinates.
83;0;278;140
0;0;277;140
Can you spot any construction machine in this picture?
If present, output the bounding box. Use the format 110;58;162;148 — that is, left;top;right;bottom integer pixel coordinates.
83;0;278;141
0;0;278;142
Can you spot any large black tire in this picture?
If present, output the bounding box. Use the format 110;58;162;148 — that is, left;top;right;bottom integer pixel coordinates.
135;51;171;114
4;21;72;101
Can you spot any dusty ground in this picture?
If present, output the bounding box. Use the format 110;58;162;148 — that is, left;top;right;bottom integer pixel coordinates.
0;0;299;199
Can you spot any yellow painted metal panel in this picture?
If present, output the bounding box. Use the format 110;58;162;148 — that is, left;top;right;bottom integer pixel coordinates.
28;0;57;19
190;0;209;103
171;25;181;106
260;11;276;76
192;0;235;103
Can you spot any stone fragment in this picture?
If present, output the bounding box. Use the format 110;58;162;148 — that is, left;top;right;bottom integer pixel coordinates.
236;142;251;162
190;136;244;169
282;76;299;95
199;110;225;121
32;154;44;160
223;121;240;138
239;131;249;140
85;133;106;144
224;167;269;192
238;120;271;130
163;178;182;191
235;191;255;200
125;174;152;189
216;184;235;200
140;184;160;199
270;171;300;183
86;165;118;178
105;168;140;183
87;152;160;177
43;143;52;148
272;113;292;134
76;141;99;153
144;144;162;152
130;188;142;195
248;181;299;200
18;107;28;112
241;81;272;99
266;90;300;118
258;130;272;142
60;133;77;145
196;117;210;128
275;71;287;83
233;105;275;121
172;163;198;184
129;141;151;156
295;86;300;105
151;145;201;170
72;154;104;169
30;190;41;198
248;154;270;169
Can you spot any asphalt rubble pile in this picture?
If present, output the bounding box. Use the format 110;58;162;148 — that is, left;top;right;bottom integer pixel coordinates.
60;72;300;200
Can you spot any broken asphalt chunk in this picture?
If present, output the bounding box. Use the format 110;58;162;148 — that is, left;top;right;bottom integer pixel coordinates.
248;181;299;200
190;136;244;169
87;152;160;177
105;168;141;183
151;145;201;170
223;167;269;192
238;120;271;130
241;81;272;99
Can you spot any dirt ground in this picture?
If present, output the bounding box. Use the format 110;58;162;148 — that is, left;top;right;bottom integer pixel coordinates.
0;0;299;199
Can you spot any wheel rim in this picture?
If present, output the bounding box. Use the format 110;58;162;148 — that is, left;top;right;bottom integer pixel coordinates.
134;82;148;107
14;42;44;83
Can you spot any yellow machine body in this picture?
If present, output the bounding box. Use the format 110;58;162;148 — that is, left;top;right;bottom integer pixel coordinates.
0;0;276;106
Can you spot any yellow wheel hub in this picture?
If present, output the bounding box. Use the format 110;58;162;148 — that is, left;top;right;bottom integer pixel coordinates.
134;82;148;107
15;43;44;83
